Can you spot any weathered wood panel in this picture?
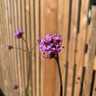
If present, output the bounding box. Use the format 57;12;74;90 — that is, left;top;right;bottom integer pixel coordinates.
0;0;96;96
82;5;96;96
74;0;90;96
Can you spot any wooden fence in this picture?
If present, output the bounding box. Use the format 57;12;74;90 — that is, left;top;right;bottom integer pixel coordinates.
0;0;96;96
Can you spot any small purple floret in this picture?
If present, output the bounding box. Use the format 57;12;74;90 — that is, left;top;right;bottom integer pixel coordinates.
38;33;64;59
14;85;19;90
6;44;13;51
15;30;24;39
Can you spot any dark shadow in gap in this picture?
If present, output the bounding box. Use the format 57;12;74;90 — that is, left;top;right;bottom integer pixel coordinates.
0;89;5;96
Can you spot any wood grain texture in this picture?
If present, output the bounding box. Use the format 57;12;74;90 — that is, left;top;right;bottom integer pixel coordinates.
82;6;96;96
21;1;28;96
0;0;15;95
74;0;90;96
35;0;40;96
10;0;18;92
30;0;35;96
41;0;58;96
57;0;70;96
66;0;79;96
18;0;25;96
57;0;64;96
0;0;96;96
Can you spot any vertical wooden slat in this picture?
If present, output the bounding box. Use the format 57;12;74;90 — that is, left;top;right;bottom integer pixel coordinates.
8;0;16;93
57;0;70;96
17;0;25;96
0;0;7;95
84;25;90;67
74;0;90;96
56;0;64;96
35;0;40;96
29;0;35;96
0;0;15;95
0;0;3;91
6;0;16;95
82;5;96;96
41;0;58;96
13;0;19;87
10;0;18;91
25;0;32;95
13;0;22;95
66;0;79;96
32;0;36;96
21;1;28;95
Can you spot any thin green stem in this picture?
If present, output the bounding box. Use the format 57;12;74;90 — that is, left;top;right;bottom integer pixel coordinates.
22;37;29;51
25;51;32;96
30;43;38;51
22;37;30;96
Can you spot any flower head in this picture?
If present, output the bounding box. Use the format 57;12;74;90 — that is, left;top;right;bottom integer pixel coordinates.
38;34;64;59
15;30;24;39
13;85;19;90
6;44;13;51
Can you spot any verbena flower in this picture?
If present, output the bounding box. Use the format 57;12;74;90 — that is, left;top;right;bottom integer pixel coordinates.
15;30;24;39
38;34;64;59
14;85;19;90
6;44;13;51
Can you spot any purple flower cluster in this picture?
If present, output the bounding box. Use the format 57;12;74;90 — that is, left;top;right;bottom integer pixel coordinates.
38;34;64;59
14;85;19;90
15;30;24;39
6;44;13;51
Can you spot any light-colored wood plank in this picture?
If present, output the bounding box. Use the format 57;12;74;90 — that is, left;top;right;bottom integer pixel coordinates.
30;0;35;96
25;0;32;95
17;0;25;96
94;57;96;70
66;0;79;96
56;0;64;96
10;0;18;90
6;0;16;95
13;0;22;95
57;0;70;96
35;0;40;96
41;0;58;96
0;0;7;94
21;1;28;95
74;0;90;96
82;6;96;96
0;0;14;95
